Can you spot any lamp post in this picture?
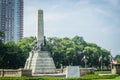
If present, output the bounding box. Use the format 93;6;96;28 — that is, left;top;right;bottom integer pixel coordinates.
109;49;113;71
109;55;112;70
101;59;102;70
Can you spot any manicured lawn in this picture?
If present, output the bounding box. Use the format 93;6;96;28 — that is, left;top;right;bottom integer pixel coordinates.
112;76;120;80
94;71;120;80
95;71;111;74
0;75;119;80
98;76;120;80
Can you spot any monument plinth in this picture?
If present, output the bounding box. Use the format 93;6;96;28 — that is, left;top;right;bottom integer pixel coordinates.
24;9;56;74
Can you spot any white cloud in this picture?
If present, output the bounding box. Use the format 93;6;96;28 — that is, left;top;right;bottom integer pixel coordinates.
118;50;120;54
45;12;68;22
101;27;120;35
95;7;112;18
50;4;62;10
101;27;111;34
75;0;90;7
108;0;119;7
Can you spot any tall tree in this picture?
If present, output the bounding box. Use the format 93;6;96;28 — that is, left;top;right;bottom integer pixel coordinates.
17;36;35;58
115;55;120;63
0;31;5;38
0;41;24;69
0;31;6;68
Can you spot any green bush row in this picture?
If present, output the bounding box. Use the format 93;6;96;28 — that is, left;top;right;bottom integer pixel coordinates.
81;74;119;79
0;77;41;80
0;77;89;80
0;74;119;80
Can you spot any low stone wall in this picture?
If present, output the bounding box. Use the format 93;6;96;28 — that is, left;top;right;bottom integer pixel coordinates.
112;64;120;75
80;68;94;76
0;69;32;77
0;68;94;77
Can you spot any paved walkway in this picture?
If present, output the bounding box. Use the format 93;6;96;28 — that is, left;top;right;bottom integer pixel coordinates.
98;74;112;76
32;73;66;77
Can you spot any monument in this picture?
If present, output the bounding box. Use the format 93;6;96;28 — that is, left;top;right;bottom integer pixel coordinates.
24;9;56;74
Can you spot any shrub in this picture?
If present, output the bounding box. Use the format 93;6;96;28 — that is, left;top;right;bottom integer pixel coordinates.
0;74;118;80
81;74;119;79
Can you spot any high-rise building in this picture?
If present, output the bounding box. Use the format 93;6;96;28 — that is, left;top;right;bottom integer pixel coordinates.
0;0;23;42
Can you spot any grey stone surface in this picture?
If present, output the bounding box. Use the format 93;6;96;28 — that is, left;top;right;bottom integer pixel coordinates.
112;64;120;74
66;66;80;78
37;9;44;47
24;9;56;74
0;69;32;77
24;51;56;74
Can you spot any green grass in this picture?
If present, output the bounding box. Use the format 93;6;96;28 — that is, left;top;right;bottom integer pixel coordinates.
0;77;39;80
81;74;118;79
0;77;89;80
0;75;119;80
94;71;111;75
98;76;120;80
112;76;120;80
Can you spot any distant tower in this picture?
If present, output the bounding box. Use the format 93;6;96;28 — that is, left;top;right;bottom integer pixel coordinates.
0;0;23;42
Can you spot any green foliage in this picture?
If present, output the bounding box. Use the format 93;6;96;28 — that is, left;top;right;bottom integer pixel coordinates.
0;75;119;80
0;77;42;80
72;35;87;45
0;41;25;69
47;36;110;68
17;36;35;58
0;76;89;80
0;37;35;69
0;31;5;38
0;40;6;68
116;55;120;63
0;31;5;42
0;35;111;69
82;74;118;79
94;71;111;75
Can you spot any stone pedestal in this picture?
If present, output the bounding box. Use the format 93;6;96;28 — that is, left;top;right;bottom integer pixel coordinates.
66;66;80;78
112;64;120;75
24;50;56;74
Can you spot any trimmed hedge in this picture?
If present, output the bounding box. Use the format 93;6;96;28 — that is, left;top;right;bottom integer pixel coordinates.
81;74;119;79
0;74;119;80
0;77;90;80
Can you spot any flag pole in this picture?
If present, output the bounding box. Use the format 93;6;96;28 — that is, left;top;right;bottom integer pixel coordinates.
109;55;112;71
85;59;87;68
99;55;102;70
110;50;113;71
101;59;102;70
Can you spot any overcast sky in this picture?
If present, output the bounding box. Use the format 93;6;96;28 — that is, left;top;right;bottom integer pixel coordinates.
24;0;120;56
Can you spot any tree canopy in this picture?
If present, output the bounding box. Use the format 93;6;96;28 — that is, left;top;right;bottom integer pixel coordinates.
0;35;113;69
47;36;110;68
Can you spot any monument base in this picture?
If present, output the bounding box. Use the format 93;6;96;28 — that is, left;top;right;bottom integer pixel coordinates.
66;66;80;78
24;50;56;74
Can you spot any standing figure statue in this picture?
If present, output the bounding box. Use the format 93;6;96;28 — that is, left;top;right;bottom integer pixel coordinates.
40;36;47;51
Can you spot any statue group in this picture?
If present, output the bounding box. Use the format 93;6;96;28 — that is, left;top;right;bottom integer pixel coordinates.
33;36;47;51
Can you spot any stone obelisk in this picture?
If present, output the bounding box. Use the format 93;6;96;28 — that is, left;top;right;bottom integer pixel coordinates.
37;9;44;47
24;9;56;74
